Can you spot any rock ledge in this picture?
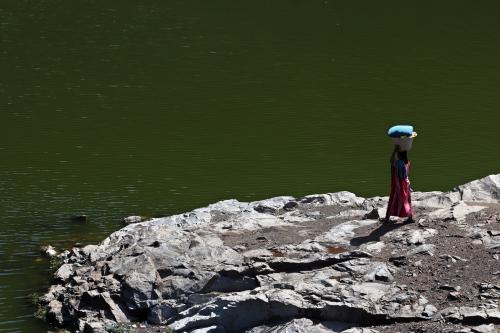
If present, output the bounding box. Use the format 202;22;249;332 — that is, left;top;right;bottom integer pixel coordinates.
41;175;500;333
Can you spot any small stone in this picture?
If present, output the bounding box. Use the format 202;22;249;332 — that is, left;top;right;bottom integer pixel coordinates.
422;304;437;317
448;291;461;300
440;254;467;263
122;216;143;224
406;230;425;245
374;266;393;282
40;245;58;258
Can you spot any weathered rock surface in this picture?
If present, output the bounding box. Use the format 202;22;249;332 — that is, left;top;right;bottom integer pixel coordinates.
40;175;500;332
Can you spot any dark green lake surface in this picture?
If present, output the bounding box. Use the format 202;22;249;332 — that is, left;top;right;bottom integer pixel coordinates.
1;1;500;331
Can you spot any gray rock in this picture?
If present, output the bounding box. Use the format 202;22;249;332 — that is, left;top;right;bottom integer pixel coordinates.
283;201;299;211
247;318;346;333
398;229;437;246
461;307;489;324
412;191;458;209
41;245;58;257
147;302;177;324
441;306;497;324
100;292;129;323
54;263;74;282
407;244;435;256
454;174;500;203
46;300;64;325
121;268;159;310
251;196;295;212
169;293;271;332
363;208;381;220
485;309;500;322
471;324;496;333
122;215;143;224
454;329;472;333
341;329;380;333
362;241;385;254
191;325;227;333
301;191;364;207
453;202;487;222
448;291;461;300
365;264;393;282
40;284;65;305
83;321;107;333
422;304;438;318
202;274;258;293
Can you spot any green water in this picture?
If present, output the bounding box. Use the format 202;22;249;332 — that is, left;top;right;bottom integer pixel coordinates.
1;0;500;331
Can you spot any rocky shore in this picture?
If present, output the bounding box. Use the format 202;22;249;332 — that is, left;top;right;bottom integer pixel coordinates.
40;175;500;333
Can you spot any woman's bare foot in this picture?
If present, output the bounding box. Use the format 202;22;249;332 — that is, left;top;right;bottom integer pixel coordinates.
379;217;390;223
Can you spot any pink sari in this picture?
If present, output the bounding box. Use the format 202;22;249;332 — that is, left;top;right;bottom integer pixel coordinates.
386;160;413;218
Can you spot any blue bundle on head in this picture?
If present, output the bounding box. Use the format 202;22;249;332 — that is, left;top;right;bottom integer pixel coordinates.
388;125;414;138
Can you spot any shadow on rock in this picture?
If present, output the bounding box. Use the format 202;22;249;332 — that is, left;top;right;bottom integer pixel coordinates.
350;222;405;246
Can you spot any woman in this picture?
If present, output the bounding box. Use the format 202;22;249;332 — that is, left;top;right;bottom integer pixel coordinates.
382;145;414;223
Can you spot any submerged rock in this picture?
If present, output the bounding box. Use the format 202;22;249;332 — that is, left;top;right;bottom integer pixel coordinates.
40;174;500;332
70;215;87;222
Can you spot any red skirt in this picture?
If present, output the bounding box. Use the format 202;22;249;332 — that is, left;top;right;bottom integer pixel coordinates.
386;161;413;218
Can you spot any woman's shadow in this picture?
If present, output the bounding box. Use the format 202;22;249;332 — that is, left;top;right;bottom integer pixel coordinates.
350;221;405;247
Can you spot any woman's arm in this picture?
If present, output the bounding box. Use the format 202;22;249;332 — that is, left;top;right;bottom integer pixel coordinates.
390;145;400;163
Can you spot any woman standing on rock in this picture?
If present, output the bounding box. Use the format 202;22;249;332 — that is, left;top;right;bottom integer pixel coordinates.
382;144;414;223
